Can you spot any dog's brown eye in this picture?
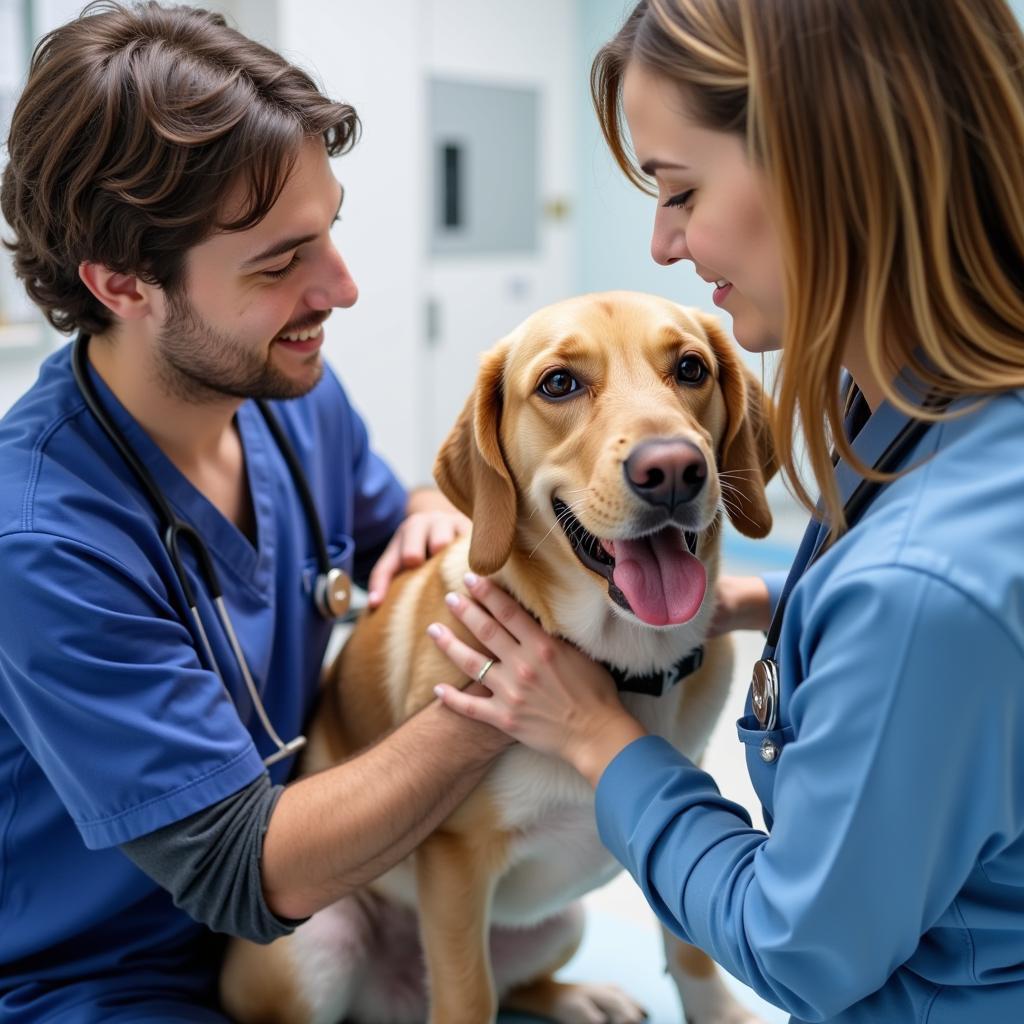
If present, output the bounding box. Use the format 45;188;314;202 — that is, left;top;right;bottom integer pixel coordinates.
676;355;708;385
538;370;580;400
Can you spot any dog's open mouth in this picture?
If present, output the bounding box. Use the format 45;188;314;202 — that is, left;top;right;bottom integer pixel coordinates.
552;498;707;627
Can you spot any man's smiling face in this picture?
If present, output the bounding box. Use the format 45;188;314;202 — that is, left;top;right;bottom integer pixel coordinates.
150;138;357;403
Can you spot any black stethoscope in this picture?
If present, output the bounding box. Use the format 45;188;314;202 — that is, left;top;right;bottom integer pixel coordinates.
71;334;352;767
750;388;946;760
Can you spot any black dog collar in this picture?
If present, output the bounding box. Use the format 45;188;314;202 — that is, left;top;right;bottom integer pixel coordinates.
607;646;705;697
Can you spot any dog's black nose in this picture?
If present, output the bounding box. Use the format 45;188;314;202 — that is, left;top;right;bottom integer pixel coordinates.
624;439;707;511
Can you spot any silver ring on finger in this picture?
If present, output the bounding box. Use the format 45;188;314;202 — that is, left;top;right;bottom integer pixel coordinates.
475;658;496;684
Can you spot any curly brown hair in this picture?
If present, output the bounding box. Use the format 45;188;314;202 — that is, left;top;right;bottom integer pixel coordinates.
1;1;359;335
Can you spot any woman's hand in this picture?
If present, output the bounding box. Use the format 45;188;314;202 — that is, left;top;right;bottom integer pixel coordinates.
428;573;647;786
367;489;471;608
708;575;772;636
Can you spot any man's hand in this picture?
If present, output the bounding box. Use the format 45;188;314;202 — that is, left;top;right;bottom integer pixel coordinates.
366;489;470;608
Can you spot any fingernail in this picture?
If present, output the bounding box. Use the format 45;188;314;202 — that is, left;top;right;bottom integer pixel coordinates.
433;685;446;698
426;623;442;639
368;590;380;604
444;592;460;609
464;572;479;587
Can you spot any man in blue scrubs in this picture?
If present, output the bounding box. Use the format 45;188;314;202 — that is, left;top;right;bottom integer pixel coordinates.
0;4;508;1020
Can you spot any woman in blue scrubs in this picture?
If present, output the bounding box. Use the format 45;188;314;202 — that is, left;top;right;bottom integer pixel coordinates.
431;1;1024;1020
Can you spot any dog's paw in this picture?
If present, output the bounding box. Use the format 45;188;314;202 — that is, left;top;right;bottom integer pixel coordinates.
543;982;648;1024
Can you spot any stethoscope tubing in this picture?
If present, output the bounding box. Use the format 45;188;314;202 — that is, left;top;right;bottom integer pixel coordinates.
70;334;337;766
754;389;947;736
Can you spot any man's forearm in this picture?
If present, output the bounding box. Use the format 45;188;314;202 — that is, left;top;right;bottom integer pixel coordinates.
261;696;507;919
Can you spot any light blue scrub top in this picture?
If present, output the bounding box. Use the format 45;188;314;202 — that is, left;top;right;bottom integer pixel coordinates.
596;387;1024;1023
0;344;407;1021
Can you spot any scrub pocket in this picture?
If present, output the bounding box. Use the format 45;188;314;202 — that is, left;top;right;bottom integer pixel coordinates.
737;713;795;822
300;534;355;600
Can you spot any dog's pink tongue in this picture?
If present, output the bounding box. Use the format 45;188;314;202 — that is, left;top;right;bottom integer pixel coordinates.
612;529;707;626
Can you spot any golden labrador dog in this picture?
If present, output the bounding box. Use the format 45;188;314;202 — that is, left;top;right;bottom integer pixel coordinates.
221;291;775;1024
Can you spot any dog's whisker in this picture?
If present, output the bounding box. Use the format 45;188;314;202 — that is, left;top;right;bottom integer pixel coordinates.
718;499;741;522
716;488;743;516
530;499;593;559
531;496;601;560
718;488;743;514
718;485;760;528
715;497;746;528
562;495;592;512
718;472;763;488
554;498;591;529
529;490;591;528
530;518;573;559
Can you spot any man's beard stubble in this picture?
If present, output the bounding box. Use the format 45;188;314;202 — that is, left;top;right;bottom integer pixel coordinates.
154;291;323;404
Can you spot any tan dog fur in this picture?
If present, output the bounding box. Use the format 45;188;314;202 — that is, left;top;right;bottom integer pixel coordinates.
221;292;776;1024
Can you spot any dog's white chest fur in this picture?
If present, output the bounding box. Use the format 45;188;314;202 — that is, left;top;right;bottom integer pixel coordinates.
490;783;620;926
475;666;725;929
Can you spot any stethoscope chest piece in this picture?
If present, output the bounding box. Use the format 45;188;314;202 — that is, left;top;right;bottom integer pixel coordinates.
747;385;946;766
315;567;352;620
751;658;780;732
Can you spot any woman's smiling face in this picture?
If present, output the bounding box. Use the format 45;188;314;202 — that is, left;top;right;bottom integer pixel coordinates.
622;61;785;353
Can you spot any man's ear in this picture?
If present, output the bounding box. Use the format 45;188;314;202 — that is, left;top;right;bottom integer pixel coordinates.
77;262;153;321
696;311;777;539
433;344;517;574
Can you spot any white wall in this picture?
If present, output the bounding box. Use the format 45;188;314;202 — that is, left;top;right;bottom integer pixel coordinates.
275;0;427;486
419;0;578;475
0;0;85;414
575;1;715;316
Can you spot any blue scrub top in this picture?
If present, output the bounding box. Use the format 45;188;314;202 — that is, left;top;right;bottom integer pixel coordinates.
596;387;1024;1022
0;344;407;1020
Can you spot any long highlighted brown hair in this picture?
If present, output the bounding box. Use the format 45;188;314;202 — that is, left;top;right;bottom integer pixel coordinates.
593;0;1024;532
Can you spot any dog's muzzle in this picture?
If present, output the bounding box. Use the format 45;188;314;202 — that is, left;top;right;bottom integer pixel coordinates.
551;498;704;627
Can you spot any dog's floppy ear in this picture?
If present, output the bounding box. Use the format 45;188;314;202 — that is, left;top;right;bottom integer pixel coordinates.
433;344;517;575
696;311;777;539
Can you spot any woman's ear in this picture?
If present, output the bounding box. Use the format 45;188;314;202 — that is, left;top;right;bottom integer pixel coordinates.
696;311;777;539
433;344;518;574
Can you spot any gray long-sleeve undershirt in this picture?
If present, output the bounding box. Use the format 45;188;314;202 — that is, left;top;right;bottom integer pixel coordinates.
120;773;307;944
